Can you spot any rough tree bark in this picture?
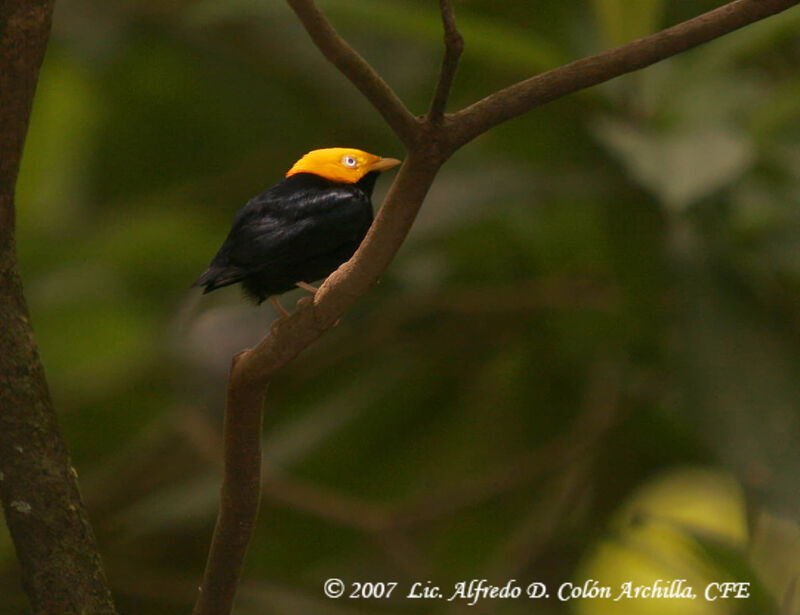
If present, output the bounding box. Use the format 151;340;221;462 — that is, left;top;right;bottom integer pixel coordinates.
0;1;118;613
193;1;800;615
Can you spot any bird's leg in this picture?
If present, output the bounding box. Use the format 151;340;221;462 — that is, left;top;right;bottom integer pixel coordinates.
269;296;290;318
296;281;318;294
293;280;339;326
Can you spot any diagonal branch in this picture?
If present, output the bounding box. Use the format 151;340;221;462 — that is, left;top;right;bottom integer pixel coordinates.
285;0;420;147
427;0;464;122
447;0;800;150
231;151;441;383
192;152;442;615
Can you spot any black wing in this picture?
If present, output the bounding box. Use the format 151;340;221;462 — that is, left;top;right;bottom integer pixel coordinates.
194;173;372;291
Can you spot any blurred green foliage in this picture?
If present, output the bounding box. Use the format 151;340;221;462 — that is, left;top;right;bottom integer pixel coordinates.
2;1;800;613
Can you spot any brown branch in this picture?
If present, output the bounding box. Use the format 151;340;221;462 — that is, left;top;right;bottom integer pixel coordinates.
193;1;797;612
0;1;118;613
192;152;442;615
225;151;442;384
446;0;800;149
285;0;420;147
192;353;263;615
427;0;464;122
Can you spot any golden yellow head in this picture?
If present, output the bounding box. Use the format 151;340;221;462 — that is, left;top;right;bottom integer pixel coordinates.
286;148;402;184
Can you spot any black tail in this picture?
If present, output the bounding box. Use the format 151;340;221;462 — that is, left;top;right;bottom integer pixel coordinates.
192;266;244;294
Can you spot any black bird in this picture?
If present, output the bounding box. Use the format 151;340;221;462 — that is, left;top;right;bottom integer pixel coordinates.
193;148;401;315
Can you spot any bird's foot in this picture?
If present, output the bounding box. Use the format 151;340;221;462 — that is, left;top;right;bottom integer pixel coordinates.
269;296;290;318
296;281;319;294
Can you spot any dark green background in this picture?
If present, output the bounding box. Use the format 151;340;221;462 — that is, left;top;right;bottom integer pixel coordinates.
2;1;800;613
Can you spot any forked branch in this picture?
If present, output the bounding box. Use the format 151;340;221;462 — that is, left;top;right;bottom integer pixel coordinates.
194;1;800;614
285;0;420;147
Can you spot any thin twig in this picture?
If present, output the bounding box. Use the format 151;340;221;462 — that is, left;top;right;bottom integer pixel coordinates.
428;0;464;122
447;0;800;149
285;0;420;147
449;464;589;615
262;473;389;532
478;363;625;586
390;362;623;528
486;464;590;578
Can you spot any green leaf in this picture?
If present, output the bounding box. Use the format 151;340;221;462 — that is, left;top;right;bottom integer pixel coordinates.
595;119;753;211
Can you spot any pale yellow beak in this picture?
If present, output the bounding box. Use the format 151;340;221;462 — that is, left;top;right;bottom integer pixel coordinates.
368;157;402;172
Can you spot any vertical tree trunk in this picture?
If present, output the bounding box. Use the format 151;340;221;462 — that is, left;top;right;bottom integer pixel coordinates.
0;1;117;612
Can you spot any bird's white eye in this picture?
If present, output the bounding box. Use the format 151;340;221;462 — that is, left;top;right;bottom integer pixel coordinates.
342;155;358;168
